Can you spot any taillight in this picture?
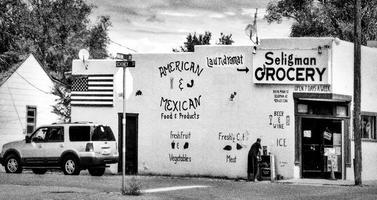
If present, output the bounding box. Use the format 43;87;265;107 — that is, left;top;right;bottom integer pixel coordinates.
85;143;94;152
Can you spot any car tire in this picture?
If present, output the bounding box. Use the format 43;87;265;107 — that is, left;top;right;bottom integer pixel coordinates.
88;167;106;176
62;155;80;175
4;154;23;174
32;169;47;174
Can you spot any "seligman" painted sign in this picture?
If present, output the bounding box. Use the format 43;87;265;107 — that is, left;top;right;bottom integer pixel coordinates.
253;50;329;84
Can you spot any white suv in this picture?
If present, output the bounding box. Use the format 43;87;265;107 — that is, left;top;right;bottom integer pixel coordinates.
0;122;118;176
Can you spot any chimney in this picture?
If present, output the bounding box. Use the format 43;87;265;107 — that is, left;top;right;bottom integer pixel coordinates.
367;41;377;48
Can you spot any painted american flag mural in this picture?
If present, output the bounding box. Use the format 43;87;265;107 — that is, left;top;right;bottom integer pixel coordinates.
71;74;114;106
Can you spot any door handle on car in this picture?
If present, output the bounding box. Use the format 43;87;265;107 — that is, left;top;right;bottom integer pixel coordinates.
60;144;64;148
37;144;42;148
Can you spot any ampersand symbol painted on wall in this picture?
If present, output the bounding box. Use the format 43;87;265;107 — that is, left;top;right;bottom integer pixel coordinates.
179;78;184;91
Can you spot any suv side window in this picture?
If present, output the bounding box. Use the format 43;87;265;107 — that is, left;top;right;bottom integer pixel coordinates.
31;127;48;143
45;127;64;142
69;126;90;141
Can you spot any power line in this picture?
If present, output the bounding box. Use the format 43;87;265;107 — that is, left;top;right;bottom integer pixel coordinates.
15;71;50;94
109;39;138;52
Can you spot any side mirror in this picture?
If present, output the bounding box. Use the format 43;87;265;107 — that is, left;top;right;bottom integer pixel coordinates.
25;135;31;143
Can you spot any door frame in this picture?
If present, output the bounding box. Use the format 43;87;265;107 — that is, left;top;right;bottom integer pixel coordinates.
117;113;139;174
296;114;350;179
299;117;344;179
293;93;352;180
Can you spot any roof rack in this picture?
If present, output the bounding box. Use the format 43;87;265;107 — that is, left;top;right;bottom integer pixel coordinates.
72;121;93;124
51;121;93;125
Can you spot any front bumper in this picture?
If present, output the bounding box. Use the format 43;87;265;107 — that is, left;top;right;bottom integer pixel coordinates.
0;153;3;166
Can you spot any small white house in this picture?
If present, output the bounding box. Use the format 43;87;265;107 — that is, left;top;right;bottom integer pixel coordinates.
0;54;60;159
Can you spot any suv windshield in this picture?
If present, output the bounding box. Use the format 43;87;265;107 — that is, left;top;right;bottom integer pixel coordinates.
91;126;115;141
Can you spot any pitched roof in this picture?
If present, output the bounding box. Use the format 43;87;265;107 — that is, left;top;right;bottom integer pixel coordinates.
0;54;28;87
0;54;63;87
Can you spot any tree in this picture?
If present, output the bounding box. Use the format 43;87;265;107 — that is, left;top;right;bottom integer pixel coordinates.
173;31;212;52
265;0;377;45
0;0;28;70
0;0;112;122
173;32;234;52
217;33;234;45
86;16;112;59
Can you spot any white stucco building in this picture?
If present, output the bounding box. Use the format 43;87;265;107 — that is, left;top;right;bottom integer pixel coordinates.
71;38;377;181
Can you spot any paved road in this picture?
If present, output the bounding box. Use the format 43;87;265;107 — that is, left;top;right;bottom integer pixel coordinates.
1;170;377;199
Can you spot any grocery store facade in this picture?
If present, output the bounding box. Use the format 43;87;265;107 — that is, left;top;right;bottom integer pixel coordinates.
71;38;377;180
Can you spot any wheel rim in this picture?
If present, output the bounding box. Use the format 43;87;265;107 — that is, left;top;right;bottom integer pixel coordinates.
7;158;18;173
65;160;75;174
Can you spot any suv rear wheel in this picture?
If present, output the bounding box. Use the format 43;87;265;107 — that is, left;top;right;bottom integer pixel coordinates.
62;155;80;175
5;154;23;174
88;167;105;176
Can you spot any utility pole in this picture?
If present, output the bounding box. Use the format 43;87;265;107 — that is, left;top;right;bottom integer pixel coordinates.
116;54;135;193
353;0;362;186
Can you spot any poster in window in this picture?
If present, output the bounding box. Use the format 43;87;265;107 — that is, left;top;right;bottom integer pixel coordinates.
333;133;341;145
323;130;332;140
304;130;311;138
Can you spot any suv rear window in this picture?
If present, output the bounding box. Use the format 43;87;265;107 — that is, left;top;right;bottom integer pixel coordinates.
69;126;90;141
92;126;115;141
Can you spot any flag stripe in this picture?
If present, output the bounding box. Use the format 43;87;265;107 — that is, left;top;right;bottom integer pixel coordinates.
88;84;113;87
88;77;113;80
86;74;113;77
72;101;114;104
72;94;113;97
71;99;113;102
88;81;113;85
71;91;113;95
88;86;113;90
71;104;113;107
71;96;113;100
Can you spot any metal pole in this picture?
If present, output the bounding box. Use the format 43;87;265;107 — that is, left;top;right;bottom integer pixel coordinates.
353;0;362;186
122;67;127;192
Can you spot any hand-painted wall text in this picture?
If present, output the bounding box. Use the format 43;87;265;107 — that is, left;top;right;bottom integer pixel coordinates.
159;61;203;77
206;54;244;68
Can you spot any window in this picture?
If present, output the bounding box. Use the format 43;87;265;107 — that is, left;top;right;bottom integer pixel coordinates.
45;127;64;142
69;126;90;141
361;115;376;140
297;104;308;113
26;106;37;134
31;127;48;142
92;126;115;141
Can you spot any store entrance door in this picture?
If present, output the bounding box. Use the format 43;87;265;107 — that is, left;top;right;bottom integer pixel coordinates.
118;113;138;174
302;118;342;179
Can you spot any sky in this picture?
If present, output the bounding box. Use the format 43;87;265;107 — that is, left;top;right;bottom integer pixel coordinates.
88;0;292;55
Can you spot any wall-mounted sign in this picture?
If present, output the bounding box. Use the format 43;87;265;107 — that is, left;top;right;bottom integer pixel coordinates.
294;84;331;93
116;60;135;68
253;50;329;84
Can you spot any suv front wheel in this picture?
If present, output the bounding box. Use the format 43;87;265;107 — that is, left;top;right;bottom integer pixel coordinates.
62;155;80;175
5;154;23;174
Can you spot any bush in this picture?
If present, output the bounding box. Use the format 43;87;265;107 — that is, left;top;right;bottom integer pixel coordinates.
121;177;142;196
